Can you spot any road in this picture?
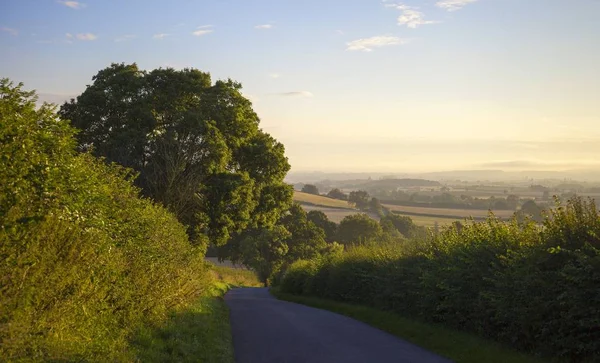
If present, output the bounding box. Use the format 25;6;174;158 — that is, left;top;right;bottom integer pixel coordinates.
225;288;452;363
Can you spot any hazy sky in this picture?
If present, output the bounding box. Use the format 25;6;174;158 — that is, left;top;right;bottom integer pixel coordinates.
2;0;599;172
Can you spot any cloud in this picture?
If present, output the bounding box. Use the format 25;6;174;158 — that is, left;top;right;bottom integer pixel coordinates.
192;25;214;36
255;24;273;29
1;27;18;36
346;35;408;52
436;0;478;11
58;1;85;9
385;3;439;28
114;34;136;42
276;91;314;98
269;73;281;79
66;32;97;41
153;33;170;39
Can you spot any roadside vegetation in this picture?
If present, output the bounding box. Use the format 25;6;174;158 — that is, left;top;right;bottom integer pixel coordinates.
277;198;600;362
0;66;275;362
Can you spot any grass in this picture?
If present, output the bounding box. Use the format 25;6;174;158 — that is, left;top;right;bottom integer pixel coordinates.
133;284;234;363
210;265;263;288
271;291;546;363
293;191;353;209
133;265;262;362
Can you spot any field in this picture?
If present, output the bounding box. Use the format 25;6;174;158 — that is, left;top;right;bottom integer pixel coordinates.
393;213;461;227
293;191;353;209
300;204;376;223
383;204;515;219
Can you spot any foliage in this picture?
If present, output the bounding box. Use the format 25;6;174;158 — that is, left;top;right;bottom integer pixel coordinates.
59;63;292;248
301;184;319;195
307;210;337;242
278;197;600;362
336;213;383;245
133;285;234;363
0;79;210;361
348;190;370;210
327;188;348;200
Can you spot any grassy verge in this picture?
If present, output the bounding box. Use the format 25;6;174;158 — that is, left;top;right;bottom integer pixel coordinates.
271;290;546;363
133;266;262;363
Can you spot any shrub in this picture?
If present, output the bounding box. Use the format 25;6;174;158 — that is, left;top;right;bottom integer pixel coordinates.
0;79;210;361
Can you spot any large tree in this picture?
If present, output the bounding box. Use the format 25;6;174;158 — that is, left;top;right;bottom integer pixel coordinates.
59;63;292;247
349;190;370;210
336;213;382;245
301;184;319;195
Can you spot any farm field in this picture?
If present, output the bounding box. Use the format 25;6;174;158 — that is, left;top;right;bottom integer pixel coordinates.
300;204;376;223
293;191;353;209
383;204;515;219
393;213;461;227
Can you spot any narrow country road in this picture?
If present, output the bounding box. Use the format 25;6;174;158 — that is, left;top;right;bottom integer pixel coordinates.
225;288;452;363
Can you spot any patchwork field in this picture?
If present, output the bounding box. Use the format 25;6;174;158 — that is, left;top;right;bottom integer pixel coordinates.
300;204;375;223
293;191;353;209
383;204;515;219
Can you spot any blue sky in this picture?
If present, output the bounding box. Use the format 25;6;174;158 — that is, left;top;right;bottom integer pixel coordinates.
2;0;600;172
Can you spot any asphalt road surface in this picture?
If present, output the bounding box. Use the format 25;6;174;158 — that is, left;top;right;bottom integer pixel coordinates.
225;288;453;363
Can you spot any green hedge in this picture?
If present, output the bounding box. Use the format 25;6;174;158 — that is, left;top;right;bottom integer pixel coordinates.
0;80;210;360
279;199;600;362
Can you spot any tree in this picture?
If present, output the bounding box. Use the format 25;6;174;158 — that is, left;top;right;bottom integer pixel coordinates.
307;210;337;242
369;197;383;216
349;190;370;210
232;204;330;283
336;214;382;245
327;188;348;200
379;214;417;238
301;184;319;195
280;204;327;262
59;63;292;247
518;200;544;222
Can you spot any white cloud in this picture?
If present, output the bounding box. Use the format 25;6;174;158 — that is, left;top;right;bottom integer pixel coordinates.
76;33;96;40
385;3;439;28
1;27;18;36
153;33;170;39
269;73;281;79
65;32;96;41
277;91;314;98
58;1;85;9
346;35;408;52
436;0;478;11
255;24;273;29
114;34;136;42
192;25;214;36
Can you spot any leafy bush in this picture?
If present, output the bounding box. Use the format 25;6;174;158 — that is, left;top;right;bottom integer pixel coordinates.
279;198;600;362
0;79;210;361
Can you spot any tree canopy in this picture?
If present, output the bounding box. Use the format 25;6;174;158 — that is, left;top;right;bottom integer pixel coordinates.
59;63;292;247
327;188;348;200
349;190;370;210
301;184;319;195
336;214;382;245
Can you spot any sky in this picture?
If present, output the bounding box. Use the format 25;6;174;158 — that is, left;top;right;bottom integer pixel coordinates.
2;0;600;173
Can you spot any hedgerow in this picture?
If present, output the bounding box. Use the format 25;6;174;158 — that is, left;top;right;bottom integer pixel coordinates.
279;198;600;362
0;79;210;360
